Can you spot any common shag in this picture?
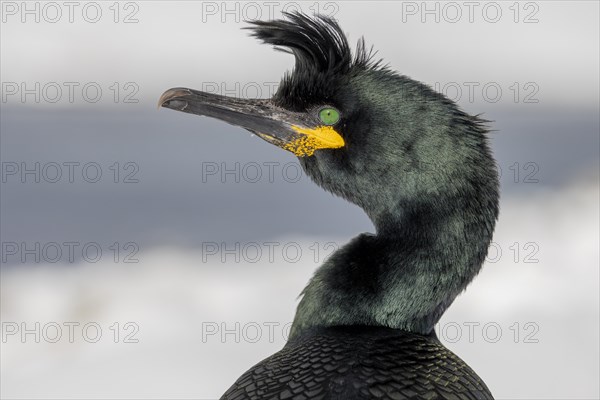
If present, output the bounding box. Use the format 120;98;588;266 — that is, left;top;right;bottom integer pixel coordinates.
159;12;499;400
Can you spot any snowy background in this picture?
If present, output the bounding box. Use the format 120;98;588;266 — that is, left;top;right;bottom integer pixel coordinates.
1;1;599;399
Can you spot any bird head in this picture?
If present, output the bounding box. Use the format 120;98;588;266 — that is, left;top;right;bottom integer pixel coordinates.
159;12;498;236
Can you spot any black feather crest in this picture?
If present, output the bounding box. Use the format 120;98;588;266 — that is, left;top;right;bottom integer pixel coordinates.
247;12;381;74
246;12;383;108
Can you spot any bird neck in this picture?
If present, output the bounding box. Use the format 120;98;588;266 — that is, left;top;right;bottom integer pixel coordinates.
289;190;497;341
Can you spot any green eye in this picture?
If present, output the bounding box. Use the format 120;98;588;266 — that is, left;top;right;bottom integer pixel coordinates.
318;107;340;125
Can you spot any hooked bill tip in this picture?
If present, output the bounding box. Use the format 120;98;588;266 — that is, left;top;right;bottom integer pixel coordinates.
157;88;193;109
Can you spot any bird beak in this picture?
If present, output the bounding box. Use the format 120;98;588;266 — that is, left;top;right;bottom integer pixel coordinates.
158;87;344;157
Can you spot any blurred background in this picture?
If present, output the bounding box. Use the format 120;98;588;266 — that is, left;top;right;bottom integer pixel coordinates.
1;1;598;399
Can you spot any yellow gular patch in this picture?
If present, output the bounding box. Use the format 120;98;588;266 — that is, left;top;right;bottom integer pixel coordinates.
284;125;345;157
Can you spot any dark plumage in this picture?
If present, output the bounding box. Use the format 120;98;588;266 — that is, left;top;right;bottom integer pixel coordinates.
159;11;499;400
223;327;491;400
